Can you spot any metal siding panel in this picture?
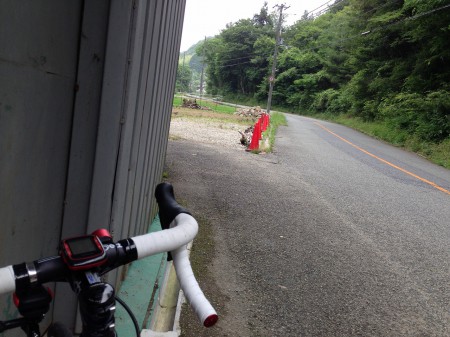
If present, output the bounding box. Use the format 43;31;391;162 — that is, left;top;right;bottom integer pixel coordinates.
87;0;186;288
0;0;81;77
124;0;159;238
146;0;186;229
86;1;135;294
54;1;111;327
156;0;186;186
118;0;158;240
136;0;165;233
155;0;184;190
0;0;82;329
119;0;152;240
110;0;147;241
62;0;110;238
88;0;134;235
140;0;168;232
147;3;170;225
0;65;75;261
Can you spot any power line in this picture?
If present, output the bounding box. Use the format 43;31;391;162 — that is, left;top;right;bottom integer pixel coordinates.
407;2;450;21
305;0;402;19
359;2;450;36
307;0;340;17
306;0;347;18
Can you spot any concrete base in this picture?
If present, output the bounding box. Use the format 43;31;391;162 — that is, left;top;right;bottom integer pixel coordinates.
140;330;178;337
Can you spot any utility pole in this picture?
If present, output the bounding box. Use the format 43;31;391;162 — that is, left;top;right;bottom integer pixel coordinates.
266;3;289;115
182;52;186;92
199;36;206;98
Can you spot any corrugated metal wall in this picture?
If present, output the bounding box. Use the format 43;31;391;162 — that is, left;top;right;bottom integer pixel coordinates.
0;3;84;332
0;0;185;334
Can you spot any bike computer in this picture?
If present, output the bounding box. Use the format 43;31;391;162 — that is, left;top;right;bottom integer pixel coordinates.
60;235;107;271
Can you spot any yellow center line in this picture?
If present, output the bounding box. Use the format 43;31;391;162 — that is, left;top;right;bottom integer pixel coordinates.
314;122;450;196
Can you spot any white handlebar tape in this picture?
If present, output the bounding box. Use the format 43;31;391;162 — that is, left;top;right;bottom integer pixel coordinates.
132;212;218;327
132;213;198;259
0;266;16;295
172;245;218;327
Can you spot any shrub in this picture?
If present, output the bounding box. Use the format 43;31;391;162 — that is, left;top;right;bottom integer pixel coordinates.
311;89;339;112
380;90;450;142
309;88;352;115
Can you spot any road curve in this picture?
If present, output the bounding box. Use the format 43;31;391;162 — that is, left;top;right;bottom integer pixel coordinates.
168;113;450;337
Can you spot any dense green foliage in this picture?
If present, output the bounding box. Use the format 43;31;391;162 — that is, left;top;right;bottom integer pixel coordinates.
196;3;275;96
187;0;450;161
176;41;205;92
176;65;192;92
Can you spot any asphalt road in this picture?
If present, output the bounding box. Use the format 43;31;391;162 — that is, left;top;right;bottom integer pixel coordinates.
167;114;450;337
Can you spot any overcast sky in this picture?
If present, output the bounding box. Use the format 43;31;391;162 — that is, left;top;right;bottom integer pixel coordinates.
180;0;330;51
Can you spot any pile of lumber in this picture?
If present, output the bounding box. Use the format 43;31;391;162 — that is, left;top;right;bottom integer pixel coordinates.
235;106;265;117
238;125;254;146
182;98;210;110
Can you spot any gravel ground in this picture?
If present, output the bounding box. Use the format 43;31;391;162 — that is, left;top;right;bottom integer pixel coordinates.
169;118;246;150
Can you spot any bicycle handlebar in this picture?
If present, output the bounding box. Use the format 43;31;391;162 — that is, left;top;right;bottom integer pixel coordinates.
0;183;218;328
132;183;193;259
0;266;14;295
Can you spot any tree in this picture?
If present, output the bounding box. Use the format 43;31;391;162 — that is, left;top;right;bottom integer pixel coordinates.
175;64;192;92
195;4;275;97
253;1;273;27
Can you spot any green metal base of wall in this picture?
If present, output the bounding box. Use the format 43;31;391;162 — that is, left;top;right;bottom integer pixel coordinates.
115;215;168;335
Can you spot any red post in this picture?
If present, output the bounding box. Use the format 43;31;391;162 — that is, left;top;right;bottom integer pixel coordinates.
261;113;269;131
247;120;261;151
256;118;263;140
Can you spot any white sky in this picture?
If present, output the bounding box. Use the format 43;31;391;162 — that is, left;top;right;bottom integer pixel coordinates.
180;0;329;51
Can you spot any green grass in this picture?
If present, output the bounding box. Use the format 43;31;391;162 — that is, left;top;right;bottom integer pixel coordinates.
173;95;236;114
261;112;287;153
332;115;409;146
428;138;450;168
222;94;261;107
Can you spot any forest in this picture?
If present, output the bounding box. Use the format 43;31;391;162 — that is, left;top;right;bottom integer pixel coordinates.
177;0;450;167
